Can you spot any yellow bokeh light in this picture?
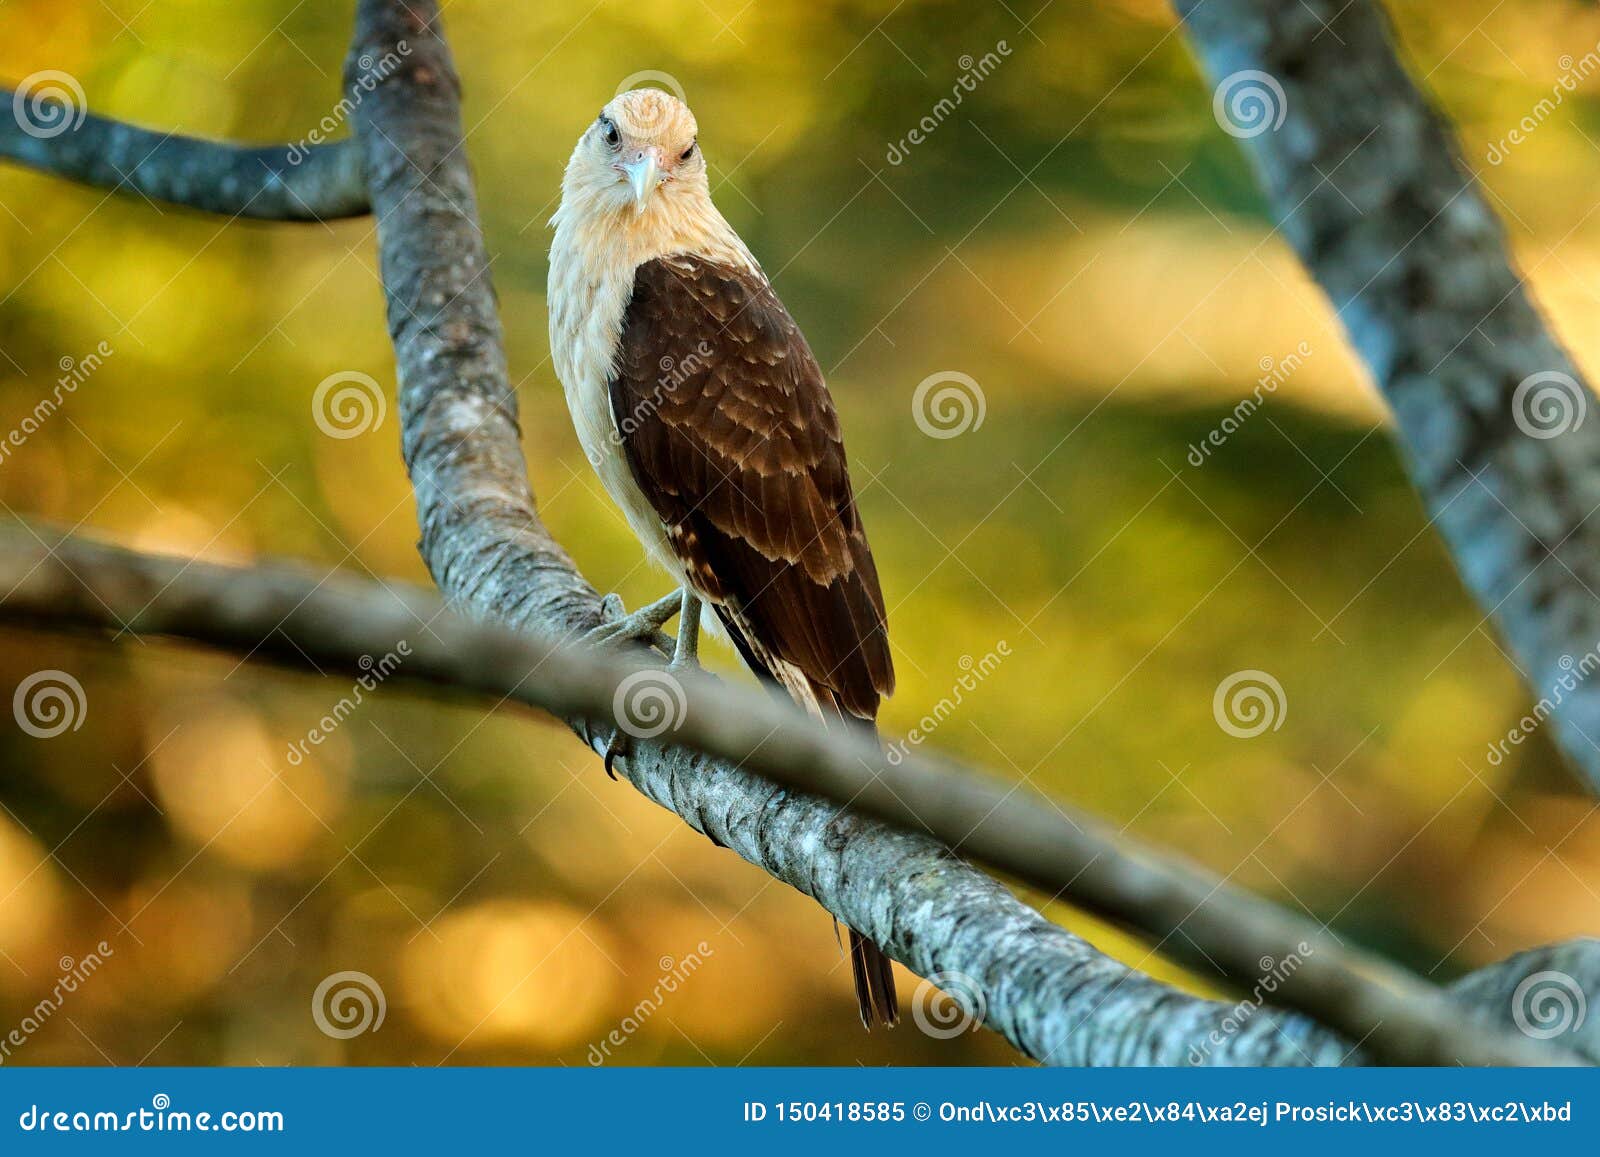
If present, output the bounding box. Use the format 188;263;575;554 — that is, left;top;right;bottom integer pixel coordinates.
0;814;61;969
401;900;619;1052
148;699;339;871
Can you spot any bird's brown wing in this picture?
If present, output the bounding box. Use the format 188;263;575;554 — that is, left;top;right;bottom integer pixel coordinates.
609;253;894;720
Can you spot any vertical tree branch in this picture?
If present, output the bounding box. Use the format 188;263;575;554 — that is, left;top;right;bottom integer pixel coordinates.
1176;0;1600;791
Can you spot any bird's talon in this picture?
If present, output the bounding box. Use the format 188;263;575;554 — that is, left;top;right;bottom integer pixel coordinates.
584;590;684;654
603;729;631;779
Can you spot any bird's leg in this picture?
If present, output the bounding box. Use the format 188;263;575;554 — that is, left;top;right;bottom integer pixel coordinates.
669;590;703;671
604;591;702;778
585;589;682;655
590;588;689;779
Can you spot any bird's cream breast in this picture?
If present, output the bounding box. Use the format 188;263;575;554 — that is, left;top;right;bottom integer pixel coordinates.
548;232;677;576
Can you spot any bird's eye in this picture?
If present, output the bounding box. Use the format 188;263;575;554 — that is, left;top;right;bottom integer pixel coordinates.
599;117;620;149
680;140;697;161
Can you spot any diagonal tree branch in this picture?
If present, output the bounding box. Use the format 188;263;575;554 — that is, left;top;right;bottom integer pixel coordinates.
1175;0;1600;793
0;86;368;220
0;520;1590;1066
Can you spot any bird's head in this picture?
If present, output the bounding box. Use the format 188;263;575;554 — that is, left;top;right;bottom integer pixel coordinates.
565;88;706;217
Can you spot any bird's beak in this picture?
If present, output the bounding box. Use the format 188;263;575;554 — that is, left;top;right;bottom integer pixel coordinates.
621;150;663;211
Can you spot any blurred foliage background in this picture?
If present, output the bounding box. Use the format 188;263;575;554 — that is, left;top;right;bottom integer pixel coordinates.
0;0;1596;1066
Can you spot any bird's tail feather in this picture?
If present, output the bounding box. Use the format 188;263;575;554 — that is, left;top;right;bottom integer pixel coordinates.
810;690;899;1029
849;928;899;1029
714;603;899;1028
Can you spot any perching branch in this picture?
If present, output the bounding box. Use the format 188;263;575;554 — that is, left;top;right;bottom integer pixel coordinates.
1;521;1591;1066
1176;0;1600;792
0;86;368;220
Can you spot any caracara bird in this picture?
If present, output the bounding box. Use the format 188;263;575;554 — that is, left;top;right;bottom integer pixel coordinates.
548;87;898;1028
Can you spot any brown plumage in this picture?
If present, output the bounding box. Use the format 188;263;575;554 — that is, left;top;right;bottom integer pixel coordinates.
549;88;899;1028
611;255;894;720
610;256;898;1028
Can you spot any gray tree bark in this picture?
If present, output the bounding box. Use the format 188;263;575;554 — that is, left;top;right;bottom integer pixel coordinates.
0;87;367;220
1;521;1591;1066
1175;0;1600;791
